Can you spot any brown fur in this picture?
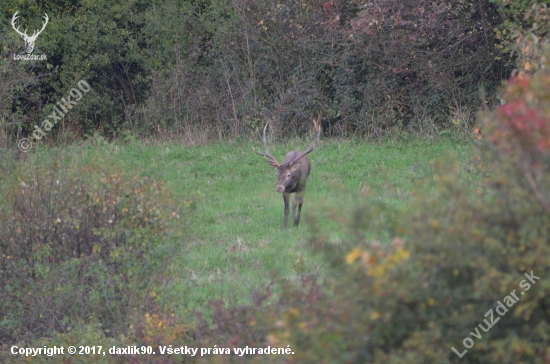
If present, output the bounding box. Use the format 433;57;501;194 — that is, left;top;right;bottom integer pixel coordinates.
253;119;321;229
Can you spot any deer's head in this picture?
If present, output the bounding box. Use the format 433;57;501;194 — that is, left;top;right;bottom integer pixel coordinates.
253;118;321;193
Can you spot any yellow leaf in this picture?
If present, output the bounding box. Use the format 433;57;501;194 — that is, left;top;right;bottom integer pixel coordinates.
346;247;362;264
368;265;386;277
394;247;410;260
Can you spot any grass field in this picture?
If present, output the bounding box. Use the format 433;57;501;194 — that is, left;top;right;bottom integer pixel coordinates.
2;136;473;317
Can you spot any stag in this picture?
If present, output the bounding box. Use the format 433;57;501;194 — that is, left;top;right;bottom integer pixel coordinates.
253;119;321;229
11;11;49;54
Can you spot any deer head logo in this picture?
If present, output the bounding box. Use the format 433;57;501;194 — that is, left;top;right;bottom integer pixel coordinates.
11;11;49;54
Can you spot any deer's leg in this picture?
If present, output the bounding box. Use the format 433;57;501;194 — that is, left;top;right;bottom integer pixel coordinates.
283;192;290;230
293;190;305;226
292;193;298;224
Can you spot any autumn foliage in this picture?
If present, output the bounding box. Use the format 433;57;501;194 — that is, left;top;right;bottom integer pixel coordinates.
485;32;550;213
0;161;189;345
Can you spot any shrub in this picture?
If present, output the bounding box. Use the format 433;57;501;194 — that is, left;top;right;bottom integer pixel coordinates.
492;1;549;66
486;25;550;214
0;35;44;148
123;309;195;364
0;160;189;345
137;0;516;139
337;0;506;133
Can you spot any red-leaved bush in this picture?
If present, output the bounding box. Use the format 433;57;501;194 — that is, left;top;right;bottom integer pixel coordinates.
484;37;550;212
490;76;550;156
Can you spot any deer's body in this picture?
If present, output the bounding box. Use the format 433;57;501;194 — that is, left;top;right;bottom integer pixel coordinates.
253;118;321;229
278;152;311;229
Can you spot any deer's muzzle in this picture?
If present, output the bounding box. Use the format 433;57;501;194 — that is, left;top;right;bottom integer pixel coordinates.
276;185;285;193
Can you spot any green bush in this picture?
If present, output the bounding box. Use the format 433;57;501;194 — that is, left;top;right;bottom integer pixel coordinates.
0;160;189;345
492;1;549;65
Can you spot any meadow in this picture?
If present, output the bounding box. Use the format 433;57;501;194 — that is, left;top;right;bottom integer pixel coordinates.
2;136;472;317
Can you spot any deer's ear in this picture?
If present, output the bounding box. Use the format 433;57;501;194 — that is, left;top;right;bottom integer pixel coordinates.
290;162;302;171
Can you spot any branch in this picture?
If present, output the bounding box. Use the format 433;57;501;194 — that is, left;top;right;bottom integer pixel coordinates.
525;168;550;214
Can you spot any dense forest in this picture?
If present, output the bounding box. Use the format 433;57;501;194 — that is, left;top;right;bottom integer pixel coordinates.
1;0;544;143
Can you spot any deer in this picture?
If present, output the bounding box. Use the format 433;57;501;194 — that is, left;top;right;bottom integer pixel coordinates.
11;11;49;54
253;118;321;229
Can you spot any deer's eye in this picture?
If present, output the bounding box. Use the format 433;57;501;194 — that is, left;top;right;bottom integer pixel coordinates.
287;173;291;178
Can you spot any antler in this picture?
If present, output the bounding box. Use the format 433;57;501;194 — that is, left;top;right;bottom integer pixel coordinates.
252;123;280;168
289;116;322;166
31;13;49;38
11;12;27;38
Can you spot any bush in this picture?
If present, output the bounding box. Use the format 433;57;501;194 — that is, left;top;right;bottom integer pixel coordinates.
492;1;549;65
0;160;189;345
141;0;509;139
0;34;44;148
123;309;195;364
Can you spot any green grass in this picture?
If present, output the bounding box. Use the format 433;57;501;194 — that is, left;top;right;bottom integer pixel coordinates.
2;137;473;316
